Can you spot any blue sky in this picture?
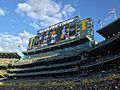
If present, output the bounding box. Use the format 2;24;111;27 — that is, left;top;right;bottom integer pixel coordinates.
0;0;120;52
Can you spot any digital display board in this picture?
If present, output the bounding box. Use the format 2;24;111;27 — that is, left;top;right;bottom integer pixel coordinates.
77;18;93;38
27;17;93;50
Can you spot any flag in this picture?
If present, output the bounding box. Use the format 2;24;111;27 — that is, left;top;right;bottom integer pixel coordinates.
98;19;101;24
98;19;103;28
18;44;20;48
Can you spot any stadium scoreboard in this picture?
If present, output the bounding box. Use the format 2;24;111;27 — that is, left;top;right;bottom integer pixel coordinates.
27;16;93;50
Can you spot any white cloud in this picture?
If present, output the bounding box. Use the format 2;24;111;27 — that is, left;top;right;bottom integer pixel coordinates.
0;8;7;16
0;47;4;52
62;4;75;17
29;22;39;29
17;3;31;12
16;0;75;27
0;31;33;53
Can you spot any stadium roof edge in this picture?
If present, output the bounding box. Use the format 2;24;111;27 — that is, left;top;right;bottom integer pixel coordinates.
86;33;120;54
97;17;120;39
0;52;17;54
0;52;21;59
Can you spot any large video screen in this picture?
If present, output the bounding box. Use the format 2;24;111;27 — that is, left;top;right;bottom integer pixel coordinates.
28;17;93;50
77;18;93;38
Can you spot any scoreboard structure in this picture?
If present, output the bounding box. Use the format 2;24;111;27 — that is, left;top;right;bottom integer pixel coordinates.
27;16;93;50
